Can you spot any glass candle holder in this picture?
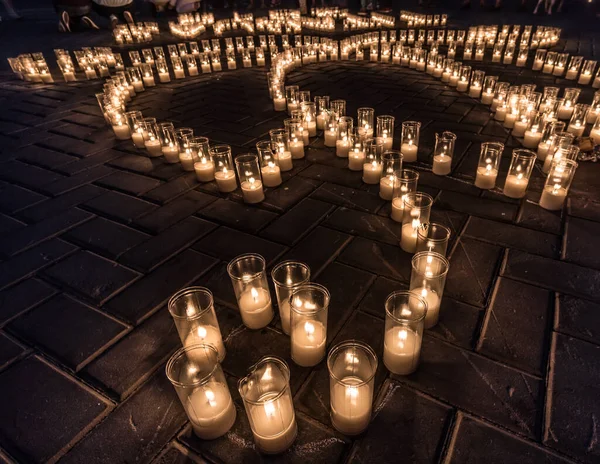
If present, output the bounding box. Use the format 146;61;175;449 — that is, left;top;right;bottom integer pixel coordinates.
587;91;600;125
323;111;339;148
227;253;273;328
383;291;427;375
190;136;214;182
542;132;576;173
416;223;451;255
401;193;433;253
432;131;456;176
491;82;509;112
168;287;226;361
558;88;581;120
289;283;329;367
142;119;163;158
357;107;375;138
469;70;485;98
272;82;286;111
540;159;578;211
238;356;297;454
285;118;306;159
537;121;565;160
285;85;299;114
410;251;450;328
539;86;560;112
257;140;282;188
449;62;461;87
553;52;568;76
348;128;366;171
457;65;471;92
301;102;317;137
271;261;311;335
235;154;265;203
566;104;589;137
522;112;544;149
176;127;194;169
516;47;528;67
211;145;237;193
376;115;395;151
592;116;600;145
533;49;546;71
475;141;504;189
315;96;330;130
335;116;353;158
330;99;346;120
580;59;597;85
543;51;557;74
391;169;419;223
503;149;536;199
566;56;583;80
481;75;498;104
363;138;383;185
400;121;420;162
166;344;236;440
327;341;378;436
379;151;403;201
109;111;130;141
160;122;180;163
269;128;293;171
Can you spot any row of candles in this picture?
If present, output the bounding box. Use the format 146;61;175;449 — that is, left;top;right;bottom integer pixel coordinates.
113;21;159;44
165;245;450;450
400;11;448;28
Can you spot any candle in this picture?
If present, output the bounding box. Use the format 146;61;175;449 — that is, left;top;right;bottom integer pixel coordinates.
214;169;237;192
512;120;528;137
591;128;600;145
362;161;382;184
390;195;407;222
379;175;395;200
533;59;544;71
212;62;222;72
336;138;350;157
410;286;440;328
537;142;551;160
142;74;155;87
348;148;365;171
186;384;236;439
504;112;518;129
316;112;327;130
503;174;528;198
158;70;171;82
416;61;426;71
475;52;484;61
432;154;452;175
307;119;317;137
449;75;459;87
539;184;567;210
553;66;565;77
132;129;145;148
516;56;527;67
433;67;443;78
257;57;265;66
291;320;326;367
523;129;542;149
401;221;419;253
273;94;286;111
457;80;469;92
567;122;585;137
288;139;305;159
249;394;297;453
441;71;451;82
558;103;574;120
243;58;252;67
184;325;226;362
261;162;282;187
188;65;199;76
566;69;579;80
491;98;502;111
180;152;195;171
543;63;554;74
162;144;180;163
276;150;293;171
481;91;494;105
63;71;76;82
587;110;599;125
145;138;163;157
474;165;498;189
330;378;372;435
174;68;185;79
579;72;592;85
401;142;417;162
324;127;337;147
469;85;482;98
133;80;144;92
238;286;272;328
85;68;97;80
194;158;215;182
383;327;421;375
112;123;131;140
240;178;265;204
495;106;507;122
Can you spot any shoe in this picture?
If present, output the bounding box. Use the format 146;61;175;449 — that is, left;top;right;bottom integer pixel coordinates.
60;10;71;32
123;10;134;24
81;15;100;29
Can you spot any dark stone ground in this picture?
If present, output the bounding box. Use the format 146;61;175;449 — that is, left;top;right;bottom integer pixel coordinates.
1;1;600;463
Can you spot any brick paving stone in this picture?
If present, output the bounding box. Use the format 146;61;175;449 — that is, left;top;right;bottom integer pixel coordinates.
198;198;278;234
95;170;162;196
0;278;56;326
0;160;65;192
324;207;402;246
503;249;600;302
555;294;600;346
517;200;563;236
311;182;385;213
16;144;79;168
0;208;93;257
105;250;217;324
142;173;198;204
563;216;600;270
464;216;560;259
60;370;186;464
545;334;600;463
568;196;600;223
0;182;47;214
448;414;573;464
39;165;114;196
43;250;139;304
299;163;363;189
478;277;552;375
64;217;150;260
260;176;321;212
350;382;452;464
437;190;519;223
191;262;237;309
0;355;110;463
83;190;157;224
0;332;26;370
17;185;105;222
0;214;23;235
8;294;128;371
151;445;205;464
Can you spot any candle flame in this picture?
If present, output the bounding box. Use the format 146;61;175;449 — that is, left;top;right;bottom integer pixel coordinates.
304;321;315;336
197;326;207;339
264;401;276;417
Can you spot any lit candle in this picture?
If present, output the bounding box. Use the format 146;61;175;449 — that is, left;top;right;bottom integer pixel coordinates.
324;125;337;147
145;136;163;157
316;111;327;130
579;71;592;85
566;68;579;80
410;286;440;328
112;122;131;140
383;327;421;375
481;90;494;105
194;157;215;182
306;116;317;137
504;111;518;129
261;162;282;187
240;177;265;204
401;140;417;162
503;173;528;198
238;286;273;328
273;92;286;111
591;128;600;145
567;121;585;137
523;127;542;149
162;142;180;163
250;394;296;453
539;183;567;210
330;378;372;435
158;68;171;83
214;168;237;192
401;216;420;253
512;118;529;137
557;101;574;120
432;153;452;175
174;67;185;79
362;160;382;184
186;384;237;439
291;320;326;367
348;146;365;171
142;72;155;87
336;136;350;157
469;84;482;98
475;164;498;189
288;137;305;159
457;78;469;92
184;325;226;361
179;151;195;171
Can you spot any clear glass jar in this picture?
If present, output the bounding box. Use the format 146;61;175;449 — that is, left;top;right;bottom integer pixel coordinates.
432;131;456;176
271;261;311;335
475;141;504;189
376;115;395;151
363;138;383;185
315;96;330;129
391;169;419;223
336;116;354;158
269;128;293;171
410;251;450;328
160;122;180;164
542;132;576;174
190;136;214;182
540;158;578;211
235;154;265;204
401;193;434;253
211;145;237;193
357;107;375;138
379;151;403;201
503;149;536;199
257;140;282;188
416;223;451;255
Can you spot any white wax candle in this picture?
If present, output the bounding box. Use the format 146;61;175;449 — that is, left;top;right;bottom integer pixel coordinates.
384;327;421;375
227;61;237;70
63;71;76;82
276;151;293;171
543;63;554;74
133;80;144;92
261;164;282;187
112;124;131;140
411;286;441;328
194;158;215;182
553;66;565;76
145;139;163;157
241;179;265;204
401;222;419;253
324;128;337;147
433;67;443;78
567;123;585;137
273;97;286;111
348;150;365;171
187;384;236;439
85;69;97;80
162;145;180;163
362;162;383;184
251;394;297;454
212;62;222;71
143;75;155;87
539;185;567;210
416;61;426;71
257;58;265;66
542;153;556;174
238;287;273;328
40;72;54;84
381;136;393;151
174;68;185;79
495;107;507;121
503;113;518;129
132;131;145;148
441;71;451;82
523;130;542;149
330;377;372;435
469;86;482;98
307;121;317;137
401;58;409;66
457;80;469;92
214;169;237;192
579;73;592;85
201;63;212;73
287;102;299;115
512;121;528;137
180;153;195;171
492;53;501;63
401;142;418;162
449;75;459;87
390;196;406;222
557;105;574;120
184;325;226;362
188;66;199;76
491;98;502;111
587;110;599;125
591;128;600;145
481;92;494;105
475;52;484;61
474;166;498;189
291;320;326;367
393;56;401;64
243;59;252;68
336;139;350;157
432;154;452;175
379;175;395;200
409;59;417;68
533;60;543;71
316;113;327;130
516;57;527;67
503;174;528;198
159;72;171;83
566;69;578;80
289;140;305;159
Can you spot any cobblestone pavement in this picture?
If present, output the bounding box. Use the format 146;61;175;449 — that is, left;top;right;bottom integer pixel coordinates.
1;2;600;464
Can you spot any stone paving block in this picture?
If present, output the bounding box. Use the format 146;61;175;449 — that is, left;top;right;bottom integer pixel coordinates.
198;198;278;234
120;217;216;273
8;294;128;371
95;170;162;196
349;382;452;464
151;445;205;464
401;336;542;438
517;200;563;236
83;190;157;224
17;185;104;223
446;238;503;307
324;207;402;246
43;250;139;304
0;182;47;214
261;176;321;212
191;262;237;309
39;165;114;197
60;370;186;464
16;144;78;168
503;249;600;302
280;226;352;278
0;278;56;327
448;414;573;464
555;294;600;346
544;334;600;463
0;239;76;291
563;216;600;270
438;190;518;223
464;216;560;258
64;216;150;260
38;134;108;157
0;214;23;236
0;160;65;192
568;196;600;223
478;277;551;375
0;208;93;257
0;332;26;370
311;182;385;213
193;226;286;266
135;191;216;234
105;250;217;324
83;308;179;400
0;355;110;463
416;171;481;196
260;198;334;246
142;173;198;204
299;163;364;189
